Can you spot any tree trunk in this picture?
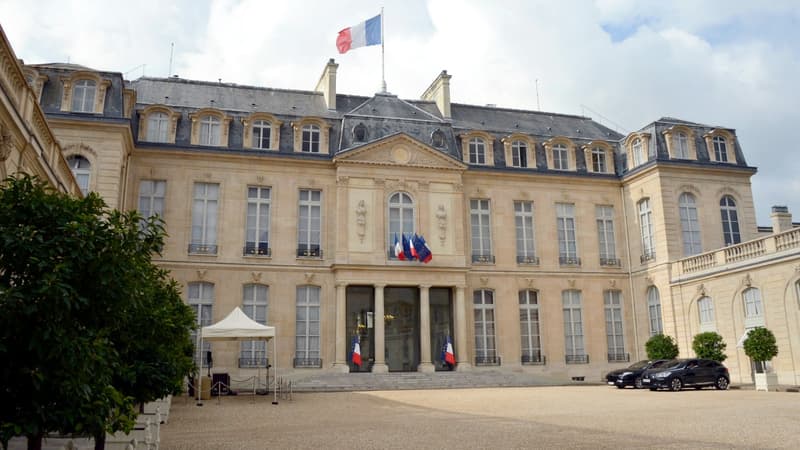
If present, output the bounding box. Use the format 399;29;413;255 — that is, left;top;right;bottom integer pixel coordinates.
26;434;42;450
93;432;106;450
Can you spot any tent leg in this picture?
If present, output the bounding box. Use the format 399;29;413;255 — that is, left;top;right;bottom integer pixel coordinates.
272;337;278;405
196;334;204;406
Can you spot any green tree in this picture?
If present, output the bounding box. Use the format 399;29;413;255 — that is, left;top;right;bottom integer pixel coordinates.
0;175;194;450
645;334;680;360
692;331;727;362
743;327;778;373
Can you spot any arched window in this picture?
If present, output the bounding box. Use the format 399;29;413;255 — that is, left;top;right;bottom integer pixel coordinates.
388;192;415;256
241;284;269;367
353;123;367;143
519;290;541;363
638;199;655;261
742;288;763;320
511;140;528;168
675;132;689;159
647;287;663;336
631;138;645;166
720;195;741;246
468;137;486;164
698;296;715;331
679;193;702;256
252;120;271;149
302;124;321;152
473;289;497;365
146;112;169;143
431;130;446;148
199;115;221;146
713;136;728;162
71;79;96;113
188;281;214;363
66;155;91;195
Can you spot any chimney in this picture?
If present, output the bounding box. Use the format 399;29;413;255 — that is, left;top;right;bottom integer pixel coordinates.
421;70;452;119
315;58;338;110
770;205;793;233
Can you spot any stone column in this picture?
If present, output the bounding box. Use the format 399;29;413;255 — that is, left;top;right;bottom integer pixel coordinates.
372;284;388;373
333;283;349;372
455;286;472;370
417;285;435;372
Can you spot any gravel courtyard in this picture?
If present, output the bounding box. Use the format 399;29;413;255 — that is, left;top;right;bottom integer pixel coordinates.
161;386;800;449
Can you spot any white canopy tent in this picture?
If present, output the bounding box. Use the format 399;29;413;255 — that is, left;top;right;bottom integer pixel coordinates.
198;307;278;404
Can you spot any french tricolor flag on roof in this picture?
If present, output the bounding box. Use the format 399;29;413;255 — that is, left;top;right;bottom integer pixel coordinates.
337;14;382;54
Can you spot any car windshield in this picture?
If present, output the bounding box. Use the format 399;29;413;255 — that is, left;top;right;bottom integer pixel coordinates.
628;360;650;370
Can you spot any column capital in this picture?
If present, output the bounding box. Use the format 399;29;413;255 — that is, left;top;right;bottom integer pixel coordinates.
419;284;432;290
335;282;348;288
374;283;387;289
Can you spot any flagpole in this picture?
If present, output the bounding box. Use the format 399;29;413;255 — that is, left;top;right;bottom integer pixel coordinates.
380;7;386;93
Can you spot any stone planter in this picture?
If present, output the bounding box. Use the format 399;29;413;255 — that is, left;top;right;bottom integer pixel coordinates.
754;372;778;391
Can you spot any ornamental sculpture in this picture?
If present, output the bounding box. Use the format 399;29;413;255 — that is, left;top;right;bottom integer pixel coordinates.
356;200;367;243
436;204;447;245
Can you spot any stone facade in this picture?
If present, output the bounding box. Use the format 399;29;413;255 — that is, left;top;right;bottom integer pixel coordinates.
6;21;800;385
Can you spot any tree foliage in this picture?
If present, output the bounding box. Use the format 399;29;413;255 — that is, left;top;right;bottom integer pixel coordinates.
743;327;778;363
0;175;194;448
645;334;680;360
692;331;727;362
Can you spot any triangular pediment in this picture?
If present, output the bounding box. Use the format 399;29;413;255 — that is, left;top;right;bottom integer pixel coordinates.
347;93;442;122
333;133;467;171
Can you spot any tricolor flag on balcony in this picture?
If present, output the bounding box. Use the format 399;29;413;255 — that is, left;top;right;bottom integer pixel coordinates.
394;233;405;260
415;234;432;263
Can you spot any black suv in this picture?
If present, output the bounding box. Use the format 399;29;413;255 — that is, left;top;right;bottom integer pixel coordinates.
605;359;669;389
641;358;730;391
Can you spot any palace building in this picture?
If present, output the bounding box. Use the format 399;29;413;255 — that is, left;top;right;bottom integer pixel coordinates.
3;25;800;386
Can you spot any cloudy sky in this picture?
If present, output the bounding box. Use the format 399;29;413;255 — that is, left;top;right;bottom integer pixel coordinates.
3;0;798;225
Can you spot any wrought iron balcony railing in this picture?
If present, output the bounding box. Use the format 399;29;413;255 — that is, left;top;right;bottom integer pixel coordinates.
565;354;589;364
188;243;218;255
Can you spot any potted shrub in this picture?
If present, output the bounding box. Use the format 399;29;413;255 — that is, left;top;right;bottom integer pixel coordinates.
645;334;680;360
743;327;779;391
692;332;727;362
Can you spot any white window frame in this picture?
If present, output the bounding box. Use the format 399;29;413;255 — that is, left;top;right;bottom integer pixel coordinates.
720;196;741;246
556;203;578;263
631;138;645;166
647;286;663;336
199;115;221;146
138;179;166;219
146;112;169;143
713;136;728;162
469;137;486;165
596;205;616;264
295;285;321;363
591;147;607;173
302;124;321;153
605;291;625;361
679;193;702;256
470;199;493;262
188;281;214;363
473;289;497;364
245;186;271;256
72;79;96;113
191;182;219;253
511;140;528;168
553;144;568;170
67;155;91;195
519;290;542;363
252;119;271;149
388;192;415;257
241;284;269;366
639;199;655;261
514;201;537;263
563;290;585;362
698;296;715;331
298;189;322;257
743;288;764;320
675;132;689;159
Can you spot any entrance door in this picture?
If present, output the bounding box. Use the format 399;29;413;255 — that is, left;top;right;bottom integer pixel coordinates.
346;286;374;372
430;288;454;371
384;287;420;372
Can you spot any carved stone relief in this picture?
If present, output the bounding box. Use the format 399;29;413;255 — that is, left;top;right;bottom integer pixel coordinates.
0;122;14;162
436;204;447;245
355;200;367;243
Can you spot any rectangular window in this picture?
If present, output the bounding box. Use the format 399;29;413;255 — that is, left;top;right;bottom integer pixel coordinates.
253;121;271;149
553;145;568;170
71;79;96;113
474;290;498;365
511;141;528;168
302;125;320;153
199;116;221;146
190;182;219;254
639;199;655;261
563;290;586;363
675;133;689;159
188;282;214;365
146;113;169;143
596;205;617;265
519;290;542;364
514;201;537;264
298;189;322;257
699;297;715;325
295;286;321;366
556;203;579;264
591;148;607;173
470;199;493;263
647;287;663;336
138;180;166;219
605;291;626;362
241;284;268;367
245;186;271;256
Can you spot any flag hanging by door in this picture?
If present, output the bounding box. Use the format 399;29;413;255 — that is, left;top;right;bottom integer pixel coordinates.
351;335;362;367
443;335;456;366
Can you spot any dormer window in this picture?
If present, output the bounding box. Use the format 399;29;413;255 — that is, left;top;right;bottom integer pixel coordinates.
302;124;321;153
713;136;727;162
553;144;568;170
242;113;281;150
502;134;535;169
71;79;96;113
253;120;271;149
591;147;606;172
631;138;644;166
200;115;221;146
662;126;696;161
511;141;528;168
675;132;689;158
353;123;367;143
469;137;486;164
459;132;494;166
583;142;614;174
544;137;576;171
703;129;737;164
146;112;169;143
431;130;446;148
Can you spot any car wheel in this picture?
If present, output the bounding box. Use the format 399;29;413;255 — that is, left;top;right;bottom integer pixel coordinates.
715;376;729;390
616;384;625;389
649;387;657;391
634;378;643;389
670;378;683;391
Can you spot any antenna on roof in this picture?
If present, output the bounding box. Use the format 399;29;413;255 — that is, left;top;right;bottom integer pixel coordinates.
124;64;146;78
535;79;541;111
168;42;174;77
